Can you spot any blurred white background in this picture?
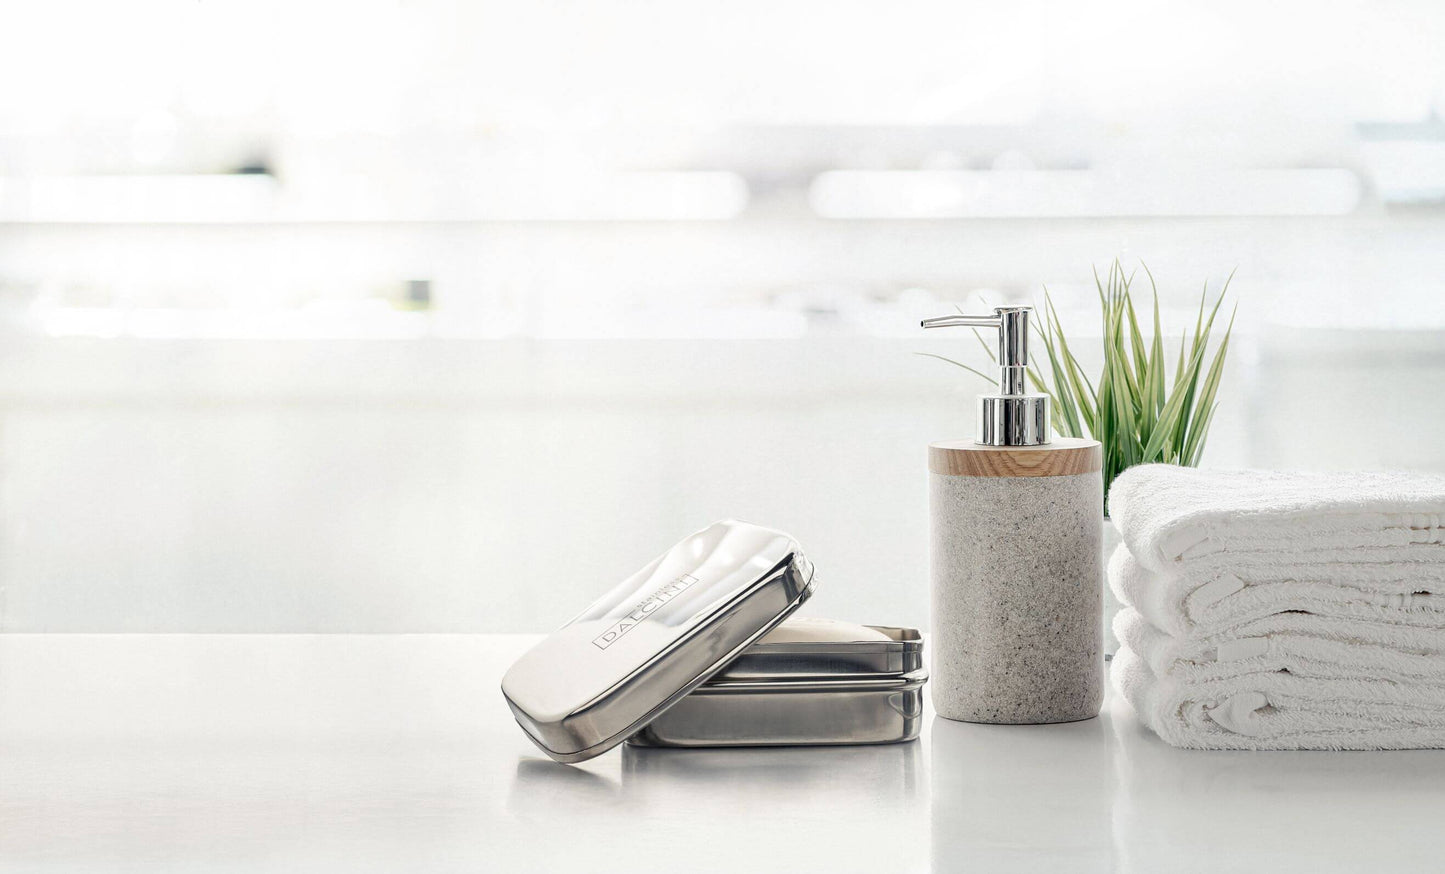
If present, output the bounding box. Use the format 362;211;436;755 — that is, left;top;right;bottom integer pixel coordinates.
0;0;1442;632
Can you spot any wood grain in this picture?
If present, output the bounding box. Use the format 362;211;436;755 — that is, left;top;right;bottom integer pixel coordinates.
929;437;1102;478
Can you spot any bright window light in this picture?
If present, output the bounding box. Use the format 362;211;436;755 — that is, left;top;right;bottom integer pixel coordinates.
809;169;1363;219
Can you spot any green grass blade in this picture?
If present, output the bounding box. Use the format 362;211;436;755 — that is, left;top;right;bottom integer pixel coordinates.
1039;293;1089;432
1123;286;1153;434
915;352;998;386
1104;301;1142;467
971;328;997;362
1187;402;1220;465
1143;263;1166;418
1034;297;1084;437
1139;327;1213;460
1107;267;1143;411
1045;292;1098;403
1171;278;1229;452
1052;296;1099;433
1182;303;1236;462
1123;282;1150;384
1026;365;1065;424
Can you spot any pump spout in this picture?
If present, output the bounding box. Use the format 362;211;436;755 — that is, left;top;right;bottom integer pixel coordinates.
920;306;1050;447
920;314;1002;330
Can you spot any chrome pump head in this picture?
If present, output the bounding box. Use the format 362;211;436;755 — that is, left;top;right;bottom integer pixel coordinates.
921;306;1051;446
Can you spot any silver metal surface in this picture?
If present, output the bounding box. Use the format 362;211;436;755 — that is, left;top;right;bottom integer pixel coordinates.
627;623;926;748
922;306;1051;446
714;621;924;678
978;393;1050;446
500;519;815;763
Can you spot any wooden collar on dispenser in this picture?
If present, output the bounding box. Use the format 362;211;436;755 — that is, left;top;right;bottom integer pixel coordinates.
929;437;1102;478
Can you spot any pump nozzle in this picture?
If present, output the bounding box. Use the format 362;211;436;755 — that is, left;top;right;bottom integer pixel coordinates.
921;306;1050;446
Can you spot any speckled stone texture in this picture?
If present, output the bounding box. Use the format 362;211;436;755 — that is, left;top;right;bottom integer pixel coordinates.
931;469;1103;723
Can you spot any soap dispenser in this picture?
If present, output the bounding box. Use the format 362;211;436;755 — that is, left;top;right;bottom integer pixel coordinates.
921;306;1103;724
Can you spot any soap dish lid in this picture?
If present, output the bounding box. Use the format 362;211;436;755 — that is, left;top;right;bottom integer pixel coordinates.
500;519;815;763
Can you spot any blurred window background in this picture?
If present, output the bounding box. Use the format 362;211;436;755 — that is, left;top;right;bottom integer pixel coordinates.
2;0;1443;632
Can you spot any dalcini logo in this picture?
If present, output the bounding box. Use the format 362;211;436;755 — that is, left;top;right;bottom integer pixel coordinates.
592;574;700;650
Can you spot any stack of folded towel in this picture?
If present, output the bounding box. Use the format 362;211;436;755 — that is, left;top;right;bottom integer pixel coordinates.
1108;464;1445;750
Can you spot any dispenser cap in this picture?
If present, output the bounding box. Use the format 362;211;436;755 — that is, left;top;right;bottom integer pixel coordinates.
921;306;1051;446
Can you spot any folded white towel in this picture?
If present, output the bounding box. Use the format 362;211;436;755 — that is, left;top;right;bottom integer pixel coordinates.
1112;643;1445;750
1110;544;1445;638
1107;465;1445;749
1115;606;1445;687
1108;465;1445;573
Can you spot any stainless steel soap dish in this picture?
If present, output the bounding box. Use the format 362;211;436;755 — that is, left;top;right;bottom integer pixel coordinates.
627;619;926;749
501;520;815;763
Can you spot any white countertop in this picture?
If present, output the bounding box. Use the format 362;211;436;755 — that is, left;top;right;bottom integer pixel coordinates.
2;633;1442;873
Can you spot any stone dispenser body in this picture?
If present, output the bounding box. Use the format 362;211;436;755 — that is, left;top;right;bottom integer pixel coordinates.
928;440;1103;723
921;306;1104;724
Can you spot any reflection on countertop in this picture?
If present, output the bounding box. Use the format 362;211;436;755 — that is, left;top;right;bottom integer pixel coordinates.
932;713;1115;871
2;633;1443;873
618;739;923;807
